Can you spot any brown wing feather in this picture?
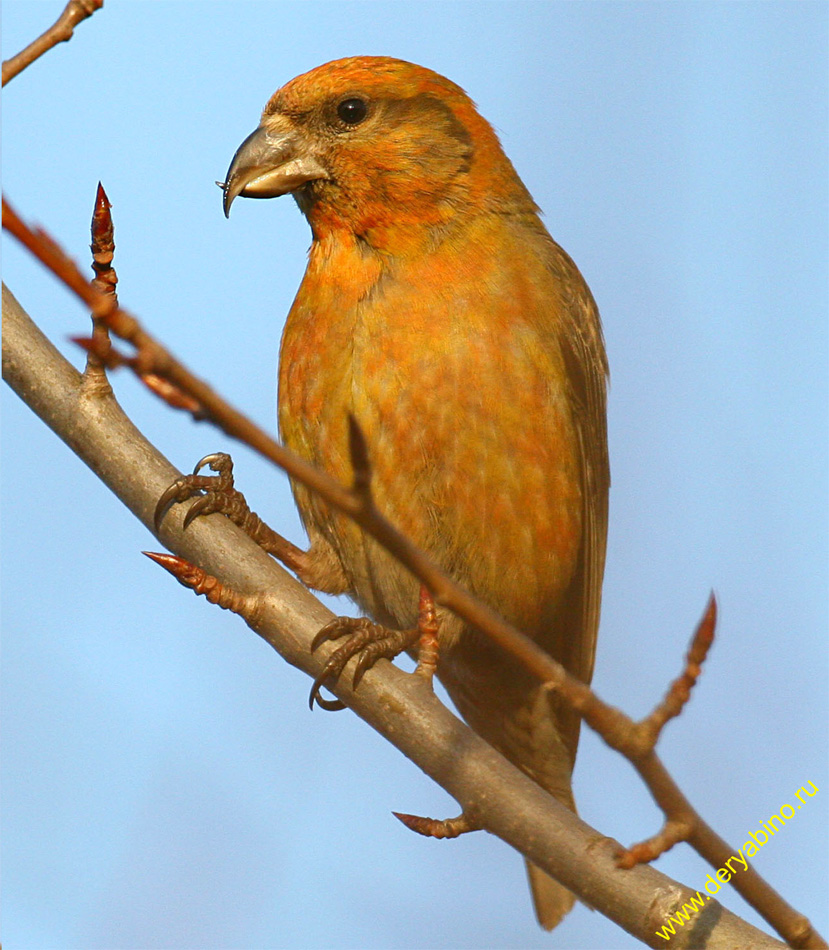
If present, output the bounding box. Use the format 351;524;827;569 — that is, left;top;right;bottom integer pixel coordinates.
540;242;609;766
560;275;610;687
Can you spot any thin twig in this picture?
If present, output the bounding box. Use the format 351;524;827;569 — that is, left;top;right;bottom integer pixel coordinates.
2;0;104;87
86;189;204;412
639;595;717;749
2;203;825;950
85;181;115;386
90;183;116;302
143;551;263;618
393;810;481;838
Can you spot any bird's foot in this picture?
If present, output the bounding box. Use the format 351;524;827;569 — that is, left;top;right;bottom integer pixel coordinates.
154;452;306;572
393;810;481;839
309;618;419;711
155;452;243;530
309;585;441;711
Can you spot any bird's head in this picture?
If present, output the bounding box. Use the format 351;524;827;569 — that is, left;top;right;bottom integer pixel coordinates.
221;56;536;249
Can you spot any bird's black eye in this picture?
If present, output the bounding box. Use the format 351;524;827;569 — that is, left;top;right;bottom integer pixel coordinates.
337;97;368;126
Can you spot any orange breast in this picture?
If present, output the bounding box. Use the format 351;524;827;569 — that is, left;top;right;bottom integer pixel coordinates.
278;216;583;635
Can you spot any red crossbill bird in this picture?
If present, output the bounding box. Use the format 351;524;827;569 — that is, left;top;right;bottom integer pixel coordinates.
221;56;609;930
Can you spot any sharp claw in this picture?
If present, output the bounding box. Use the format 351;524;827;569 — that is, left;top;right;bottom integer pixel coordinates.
352;650;374;690
182;495;211;530
308;676;346;711
311;617;373;652
308;676;325;710
311;621;341;652
154;482;182;531
316;694;347;711
310;630;326;653
155;453;243;538
193;452;227;475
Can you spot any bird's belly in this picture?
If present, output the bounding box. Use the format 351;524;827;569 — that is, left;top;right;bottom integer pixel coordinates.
278;297;583;643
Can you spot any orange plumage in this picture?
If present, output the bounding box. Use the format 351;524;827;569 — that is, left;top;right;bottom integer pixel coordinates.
223;56;609;929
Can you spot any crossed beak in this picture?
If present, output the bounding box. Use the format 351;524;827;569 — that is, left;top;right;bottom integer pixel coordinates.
221;117;329;217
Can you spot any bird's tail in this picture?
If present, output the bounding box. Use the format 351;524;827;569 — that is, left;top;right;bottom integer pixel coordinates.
438;645;582;930
526;860;576;931
525;774;579;930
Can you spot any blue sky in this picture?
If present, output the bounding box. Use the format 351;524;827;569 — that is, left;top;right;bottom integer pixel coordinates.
2;2;827;948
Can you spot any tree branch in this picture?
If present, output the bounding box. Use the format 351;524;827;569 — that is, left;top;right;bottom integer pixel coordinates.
1;0;104;87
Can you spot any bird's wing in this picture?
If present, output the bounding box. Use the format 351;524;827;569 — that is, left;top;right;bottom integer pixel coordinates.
553;239;610;692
